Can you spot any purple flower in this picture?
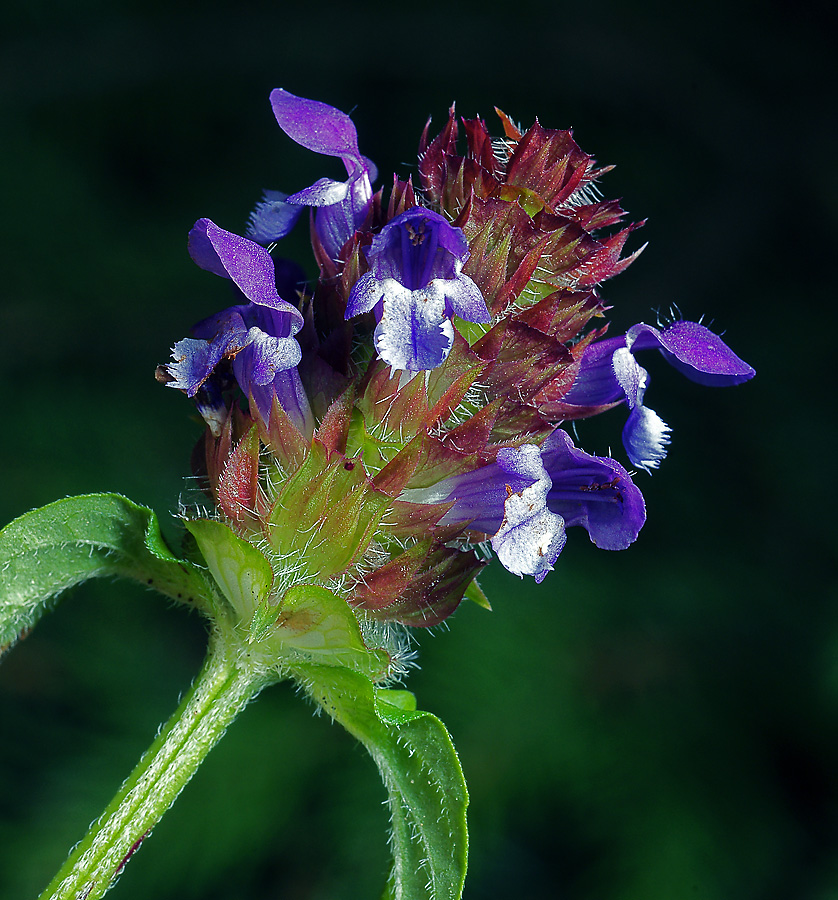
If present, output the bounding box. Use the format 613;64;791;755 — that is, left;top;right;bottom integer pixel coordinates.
255;89;377;261
346;207;491;371
402;429;645;582
561;320;755;471
540;430;646;551
165;219;312;436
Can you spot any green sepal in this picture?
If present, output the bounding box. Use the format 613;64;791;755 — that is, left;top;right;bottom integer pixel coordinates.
452;316;492;346
347;406;406;477
464;577;492;610
0;493;213;658
185;518;274;627
273;584;391;680
354;364;431;448
295;664;468;900
497;182;546;217
266;441;390;577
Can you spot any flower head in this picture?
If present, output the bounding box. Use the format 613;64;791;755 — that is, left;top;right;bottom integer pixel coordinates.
346;207;491;371
153;98;758;900
161;93;755;635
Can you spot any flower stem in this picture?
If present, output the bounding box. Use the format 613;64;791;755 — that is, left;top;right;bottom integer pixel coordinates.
38;632;272;900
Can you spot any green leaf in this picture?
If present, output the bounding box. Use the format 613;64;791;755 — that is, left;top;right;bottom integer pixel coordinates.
0;493;212;657
378;688;418;713
296;664;468;900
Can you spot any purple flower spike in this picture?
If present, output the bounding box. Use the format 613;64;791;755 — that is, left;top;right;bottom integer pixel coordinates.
561;319;754;471
269;88;376;261
346;207;491;371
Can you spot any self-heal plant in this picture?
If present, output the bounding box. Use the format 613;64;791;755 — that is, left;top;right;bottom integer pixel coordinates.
0;88;755;900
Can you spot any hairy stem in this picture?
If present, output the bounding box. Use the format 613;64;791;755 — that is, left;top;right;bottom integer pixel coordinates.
38;632;272;900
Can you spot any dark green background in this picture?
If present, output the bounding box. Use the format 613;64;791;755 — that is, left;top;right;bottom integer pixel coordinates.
1;0;835;897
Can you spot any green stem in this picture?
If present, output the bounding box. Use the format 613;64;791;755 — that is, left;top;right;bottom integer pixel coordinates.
38;632;273;900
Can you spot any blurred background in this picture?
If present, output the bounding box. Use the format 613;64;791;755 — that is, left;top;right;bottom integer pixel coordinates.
1;0;835;897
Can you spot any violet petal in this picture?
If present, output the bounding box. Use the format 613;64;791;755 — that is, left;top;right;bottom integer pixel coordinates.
188;219;303;328
167;309;250;396
246;365;314;438
627;320;755;386
622;405;672;472
269;89;362;169
612;346;648;408
490;445;566;582
233;328;303;387
541;430;646;550
247;190;304;244
286;177;352;207
373;282;454;372
561;335;628;406
442;273;492;323
311;172;373;261
166;337;226;397
187;219;233;279
345;272;384;317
